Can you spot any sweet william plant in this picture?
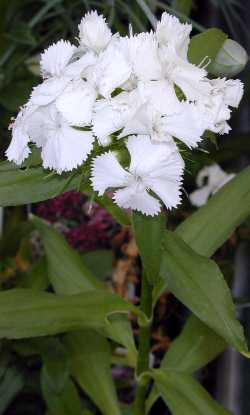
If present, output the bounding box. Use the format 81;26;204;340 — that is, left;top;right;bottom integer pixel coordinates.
0;9;249;415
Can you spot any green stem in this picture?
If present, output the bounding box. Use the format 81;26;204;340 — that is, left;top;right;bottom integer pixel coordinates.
134;272;153;415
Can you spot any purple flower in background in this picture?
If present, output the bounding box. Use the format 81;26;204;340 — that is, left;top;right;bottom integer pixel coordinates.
35;191;116;252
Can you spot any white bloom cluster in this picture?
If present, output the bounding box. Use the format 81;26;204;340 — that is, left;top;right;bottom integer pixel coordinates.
7;11;243;216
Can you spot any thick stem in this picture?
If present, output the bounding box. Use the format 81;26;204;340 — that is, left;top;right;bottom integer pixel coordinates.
134;272;153;415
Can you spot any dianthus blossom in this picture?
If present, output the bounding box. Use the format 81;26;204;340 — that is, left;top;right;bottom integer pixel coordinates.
6;11;243;216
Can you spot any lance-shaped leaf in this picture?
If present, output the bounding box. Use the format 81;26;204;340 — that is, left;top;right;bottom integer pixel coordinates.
33;217;137;365
133;212;165;284
32;216;102;294
64;331;121;415
17;257;49;291
0;366;24;414
162;314;226;373
0;162;81;206
151;369;232;415
41;367;83;415
40;338;70;394
33;221;122;414
188;28;228;72
150;167;250;409
176;166;250;257
160;231;248;354
0;288;146;339
147;315;226;411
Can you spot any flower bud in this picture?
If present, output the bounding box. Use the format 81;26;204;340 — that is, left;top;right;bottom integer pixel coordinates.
210;39;248;77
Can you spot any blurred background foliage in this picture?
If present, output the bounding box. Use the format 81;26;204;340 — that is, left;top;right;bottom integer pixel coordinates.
0;1;250;414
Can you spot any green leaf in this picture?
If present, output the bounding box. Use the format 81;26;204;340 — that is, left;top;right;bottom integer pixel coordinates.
133;212;165;284
161;231;247;354
151;369;232;415
82;250;113;281
147;315;226;411
0;366;24;413
34;222;123;414
0;163;81;206
188;28;228;71
162;314;226;373
104;314;138;368
176;166;250;257
33;216;103;294
0;221;33;257
0;288;145;339
41;367;83;415
41;338;70;394
172;0;193;16
17;257;49;291
64;331;121;415
33;216;137;365
150;167;250;408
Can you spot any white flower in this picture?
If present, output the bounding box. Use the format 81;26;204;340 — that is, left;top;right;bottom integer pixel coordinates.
92;89;143;145
195;78;243;135
196;91;230;136
91;135;184;216
6;104;35;165
7;103;95;173
137;80;180;115
210;78;244;108
119;101;206;148
159;45;209;102
120;32;162;84
78;11;112;53
87;42;131;98
34;105;95;173
31;41;96;106
56;79;97;126
40;40;76;79
189;164;235;207
156;12;192;59
6;8;244;198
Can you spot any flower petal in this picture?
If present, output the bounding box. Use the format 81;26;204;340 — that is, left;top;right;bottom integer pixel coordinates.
156;12;192;58
114;186;161;216
138;80;180;115
210;78;244;108
91;152;130;195
90;44;131;98
6;104;37;164
42;126;94;173
93;92;137;144
161;102;206;148
189;185;211;207
40;40;76;78
119;104;151;139
126;135;184;209
56;80;97;126
64;51;97;79
30;78;69;106
132;33;162;82
127;134;180;176
78;11;112;53
27;106;51;147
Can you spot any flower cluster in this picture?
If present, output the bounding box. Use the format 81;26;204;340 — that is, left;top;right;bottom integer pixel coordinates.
7;11;243;216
